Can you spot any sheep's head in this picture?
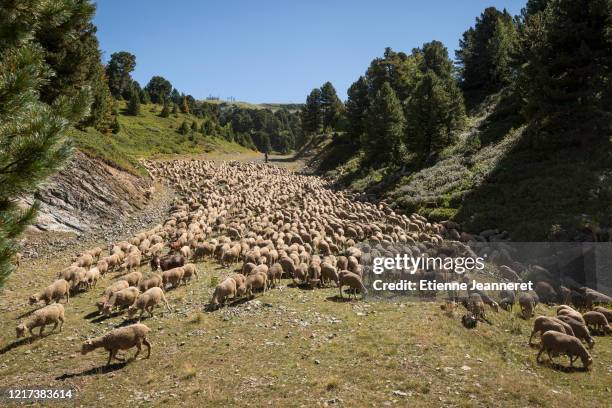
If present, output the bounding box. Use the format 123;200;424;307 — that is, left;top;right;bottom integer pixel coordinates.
127;305;137;318
15;324;26;338
28;294;39;305
102;303;113;316
491;301;500;313
81;340;95;354
587;336;595;349
584;355;593;369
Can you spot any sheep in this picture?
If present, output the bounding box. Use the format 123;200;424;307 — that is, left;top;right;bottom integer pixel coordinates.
182;263;199;283
84;267;101;289
72;253;94;268
128;287;170;320
210;277;237;308
86;246;103;260
119;253;142;272
557;307;586;325
584;289;612;309
150;254;185;272
245;272;268;297
242;262;257;276
122;271;143;287
320;262;338;287
528;316;572;346
534;281;557;304
593;306;612;323
162;266;185;289
139;274;163;292
556;315;595;349
102;287;140;316
96;259;109;275
16;304;65;338
179;245;192;259
583;311;611;335
462;293;490;324
97;280;130;312
518;292;536;318
81;323;151;366
221;244;241;266
536;331;592;370
230;274;247;297
29;279;70;305
267;263;283;287
338;270;367;300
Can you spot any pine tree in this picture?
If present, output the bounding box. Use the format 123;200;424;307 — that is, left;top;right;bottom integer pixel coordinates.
178;120;190;135
455;7;517;92
517;0;610;144
172;103;179;116
319;82;344;131
180;96;190;114
127;86;140;116
363;82;405;162
140;90;151;105
160;101;170;118
301;88;322;135
405;72;454;158
191;121;198;132
0;1;92;287
345;76;370;143
111;115;121;133
106;51;136;99
144;76;172;104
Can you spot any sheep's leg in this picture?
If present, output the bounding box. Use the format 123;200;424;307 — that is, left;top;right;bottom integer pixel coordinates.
569;355;576;367
339;285;343;298
58;317;64;332
143;338;151;358
536;347;544;363
39;326;45;336
65;292;70;303
52;321;59;332
107;350;113;366
148;306;154;317
133;341;142;360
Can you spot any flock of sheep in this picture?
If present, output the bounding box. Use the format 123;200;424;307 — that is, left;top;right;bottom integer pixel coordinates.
14;159;612;372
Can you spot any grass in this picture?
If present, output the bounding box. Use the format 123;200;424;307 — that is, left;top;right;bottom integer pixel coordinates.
70;102;253;176
1;249;610;407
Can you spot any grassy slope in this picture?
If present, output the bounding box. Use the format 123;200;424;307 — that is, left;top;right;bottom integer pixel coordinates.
0;252;610;407
313;91;611;240
71;102;252;176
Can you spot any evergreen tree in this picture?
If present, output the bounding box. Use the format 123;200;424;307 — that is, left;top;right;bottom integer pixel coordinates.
180;96;190;114
345;76;370;143
517;0;610;143
301;88;322;134
319;82;344;130
420;40;453;78
111;115;121;133
405;72;458;158
363;82;405;162
178;120;190;135
0;1;92;287
171;88;181;104
191;121;198;132
105;51;136;99
160;100;170;118
144;76;172;104
140;89;151;104
172;103;179;115
455;7;517;92
127;86;140;115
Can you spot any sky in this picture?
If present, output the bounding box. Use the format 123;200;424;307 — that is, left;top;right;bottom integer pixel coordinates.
93;0;525;103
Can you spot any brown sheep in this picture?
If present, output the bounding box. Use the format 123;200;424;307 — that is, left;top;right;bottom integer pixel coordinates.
556;315;595;349
245;272;268;297
338;270;367;300
210;277;237;308
536;331;592;370
138;274;163;292
593;306;612;323
81;323;151;366
528;316;572;346
162;267;185;289
583;311;611;335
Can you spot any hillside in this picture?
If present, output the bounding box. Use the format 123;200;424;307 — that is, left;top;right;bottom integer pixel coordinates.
307;89;611;241
71;102;253;176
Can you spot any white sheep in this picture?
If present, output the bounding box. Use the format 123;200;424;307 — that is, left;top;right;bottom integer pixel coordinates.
16;304;65;338
210;277;236;308
128;287;170;320
81;323;151;366
29;279;70;305
102;287;140;316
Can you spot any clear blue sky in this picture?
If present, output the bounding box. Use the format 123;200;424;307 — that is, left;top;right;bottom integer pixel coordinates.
93;0;524;103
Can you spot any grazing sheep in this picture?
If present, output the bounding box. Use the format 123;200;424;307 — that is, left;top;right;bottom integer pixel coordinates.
96;259;109;275
81;323;151;366
102;287;140;316
122;271;143;287
583;311;611;335
128;287;170;319
210;277;237;308
16;304;65;338
536;331;593;369
529;316;572;346
338;270;367;300
84;267;101;289
182;263;199;283
320;262;339;286
267;263;283;287
518;292;536;318
97;280;130;311
584;289;612;309
73;253;94;268
120;253;142;272
162;266;185;289
557;307;586;325
534;281;557;304
29;279;70;305
245;272;268;297
179;245;192;259
556;315;595;349
593;306;612;323
138;274;163;292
